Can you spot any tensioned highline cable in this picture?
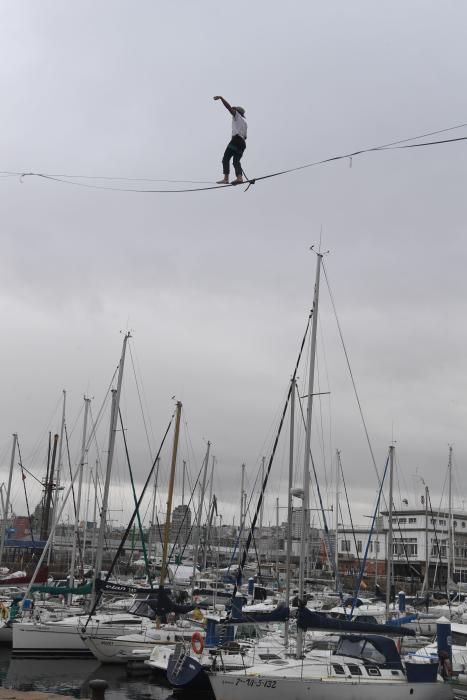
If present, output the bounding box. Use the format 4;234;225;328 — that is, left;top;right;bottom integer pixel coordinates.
3;121;467;193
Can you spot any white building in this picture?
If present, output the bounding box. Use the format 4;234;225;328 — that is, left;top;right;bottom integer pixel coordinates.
337;508;467;586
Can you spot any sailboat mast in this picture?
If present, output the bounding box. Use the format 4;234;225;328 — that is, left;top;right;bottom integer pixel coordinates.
422;483;430;593
297;251;322;658
203;455;215;571
93;332;130;591
69;396;90;597
91;461;98;555
48;390;66;566
193;440;210;577
447;445;453;586
335;450;340;588
160;401;182;587
148;458;159;560
0;434;17;566
238;463;245;568
182;460;186;507
385;444;394;619
284;378;295;646
82;462;92;565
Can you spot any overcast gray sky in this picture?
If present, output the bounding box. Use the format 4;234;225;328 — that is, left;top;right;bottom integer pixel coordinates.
1;1;467;532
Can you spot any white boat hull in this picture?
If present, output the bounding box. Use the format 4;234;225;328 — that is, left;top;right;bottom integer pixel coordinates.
209;673;452;700
12;616;144;657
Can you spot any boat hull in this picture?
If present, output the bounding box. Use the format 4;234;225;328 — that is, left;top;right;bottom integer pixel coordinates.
209;674;453;700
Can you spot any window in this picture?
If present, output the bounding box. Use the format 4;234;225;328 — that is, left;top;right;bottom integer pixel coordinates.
431;538;447;558
451;631;467;647
347;664;362;676
408;517;416;524
341;540;350;552
393;538;417;557
463;521;466;529
439;519;446;526
397;518;407;524
357;540;362;553
333;664;345;675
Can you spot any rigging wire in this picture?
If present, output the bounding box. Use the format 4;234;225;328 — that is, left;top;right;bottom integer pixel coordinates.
16;438;36;544
339;453;361;569
118;408;153;588
322;261;382;488
128;341;154;463
85;406;176;622
3;122;467;194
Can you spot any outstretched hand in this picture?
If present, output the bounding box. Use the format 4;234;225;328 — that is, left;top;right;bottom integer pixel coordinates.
213;95;221;100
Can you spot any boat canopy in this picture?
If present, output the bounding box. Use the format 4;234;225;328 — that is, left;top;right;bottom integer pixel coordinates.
223;603;290;624
335;634;404;671
297;608;415;637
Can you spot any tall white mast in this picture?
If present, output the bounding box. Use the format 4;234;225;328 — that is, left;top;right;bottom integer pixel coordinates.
421;483;430;594
92;332;130;601
91;460;98;555
385;445;395;619
69;396;90;599
259;456;265;530
182;460;186;507
284;377;295;646
238;463;246;568
297;251;322;658
203;455;215;571
160;401;182;587
447;445;453;586
335;450;340;588
0;434;17;566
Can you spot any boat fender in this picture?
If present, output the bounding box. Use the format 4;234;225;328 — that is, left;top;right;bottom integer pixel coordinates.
191;631;204;655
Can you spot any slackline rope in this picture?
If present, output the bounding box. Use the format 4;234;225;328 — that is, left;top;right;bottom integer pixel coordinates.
2;125;467;194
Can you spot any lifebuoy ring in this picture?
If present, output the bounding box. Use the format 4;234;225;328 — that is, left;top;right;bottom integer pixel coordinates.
191;631;204;655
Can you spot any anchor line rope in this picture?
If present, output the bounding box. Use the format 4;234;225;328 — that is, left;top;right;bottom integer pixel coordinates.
3;123;467;194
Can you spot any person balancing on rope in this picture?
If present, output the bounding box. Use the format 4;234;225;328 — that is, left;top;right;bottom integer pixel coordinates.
213;96;247;185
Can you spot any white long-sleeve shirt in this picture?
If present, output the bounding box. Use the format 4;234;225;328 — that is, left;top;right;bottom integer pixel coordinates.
232;112;247;140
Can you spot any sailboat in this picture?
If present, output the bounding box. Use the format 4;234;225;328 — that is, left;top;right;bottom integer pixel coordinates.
208;252;452;700
11;335;148;658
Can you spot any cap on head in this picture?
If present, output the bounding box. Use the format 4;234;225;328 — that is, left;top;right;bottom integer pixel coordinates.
234;106;245;116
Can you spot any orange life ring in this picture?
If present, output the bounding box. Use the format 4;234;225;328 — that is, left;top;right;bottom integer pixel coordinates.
191;631;204;655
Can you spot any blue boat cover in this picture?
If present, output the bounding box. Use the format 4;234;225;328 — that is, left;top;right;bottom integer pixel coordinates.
385;613;417;626
224;603;290;624
297;608;415;637
336;634;404;671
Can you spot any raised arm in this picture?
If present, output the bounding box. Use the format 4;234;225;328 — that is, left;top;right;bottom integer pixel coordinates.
213;95;235;115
